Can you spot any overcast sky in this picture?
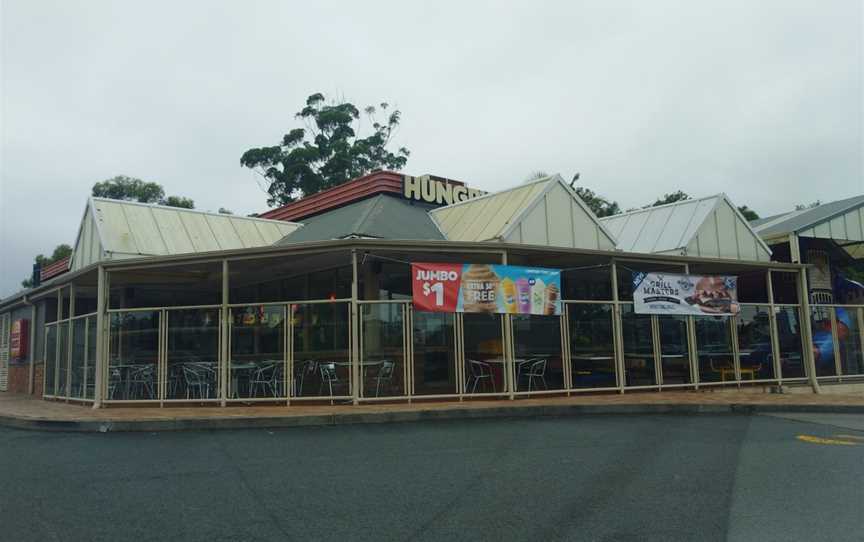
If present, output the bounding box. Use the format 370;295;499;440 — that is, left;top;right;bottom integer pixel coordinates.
1;0;862;297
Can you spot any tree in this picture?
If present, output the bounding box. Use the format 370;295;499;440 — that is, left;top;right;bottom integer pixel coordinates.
650;191;691;207
92;175;195;208
218;207;234;215
241;92;410;206
573;186;620;217
737;205;760;221
795;200;821;211
21;244;72;288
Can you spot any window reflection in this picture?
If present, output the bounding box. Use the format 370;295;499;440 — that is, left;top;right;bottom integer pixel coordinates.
70;318;86;398
108;312;159;400
810;307;837;377
166;309;220;400
231;305;285;399
835;308;864;376
569;304;616;388
658;316;690;384
695;317;734;383
776;307;805;378
412;311;457;396
736;306;774;380
361;304;404;397
621;305;656;386
57;322;69;397
294;303;351;398
512;315;563;392
463;313;505;394
44;324;57;396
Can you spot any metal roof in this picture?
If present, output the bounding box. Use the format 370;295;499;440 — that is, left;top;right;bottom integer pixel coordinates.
277;194;444;244
71;198;301;270
600;194;772;261
751;194;864;240
429;175;617;250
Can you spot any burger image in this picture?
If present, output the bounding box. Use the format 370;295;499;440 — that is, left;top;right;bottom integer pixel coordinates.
684;276;739;315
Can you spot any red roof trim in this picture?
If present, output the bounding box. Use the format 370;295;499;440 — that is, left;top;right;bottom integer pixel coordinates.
259;171;407;222
41;256;70;281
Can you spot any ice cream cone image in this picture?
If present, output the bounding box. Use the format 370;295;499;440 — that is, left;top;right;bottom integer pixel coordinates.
461;264;500;313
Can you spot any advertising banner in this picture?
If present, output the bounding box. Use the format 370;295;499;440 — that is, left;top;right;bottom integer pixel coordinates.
411;263;561;315
10;319;29;360
633;272;740;316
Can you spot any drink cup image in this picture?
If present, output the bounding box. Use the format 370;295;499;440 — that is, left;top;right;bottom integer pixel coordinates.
531;279;546;314
461;264;500;313
544;283;559;315
501;278;517;313
516;278;531;313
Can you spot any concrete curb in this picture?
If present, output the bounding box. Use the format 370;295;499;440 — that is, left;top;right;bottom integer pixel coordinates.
1;402;863;432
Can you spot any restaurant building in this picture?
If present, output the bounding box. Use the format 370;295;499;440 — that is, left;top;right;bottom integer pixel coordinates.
0;170;855;407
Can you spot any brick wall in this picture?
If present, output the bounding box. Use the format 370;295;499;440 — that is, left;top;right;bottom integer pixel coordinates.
8;364;29;394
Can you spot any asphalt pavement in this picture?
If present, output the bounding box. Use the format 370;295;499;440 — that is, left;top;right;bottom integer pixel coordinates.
0;414;860;542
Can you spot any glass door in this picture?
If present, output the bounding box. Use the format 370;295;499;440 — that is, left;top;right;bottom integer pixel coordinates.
411;308;458;396
657;316;690;385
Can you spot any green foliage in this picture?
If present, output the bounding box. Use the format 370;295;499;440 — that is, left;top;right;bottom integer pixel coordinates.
92;175;195;209
161;196;195;209
573;186;620;218
218;207;234;215
795;200;821;211
241;92;410;206
650;191;691;207
21;244;72;288
737;205;760;221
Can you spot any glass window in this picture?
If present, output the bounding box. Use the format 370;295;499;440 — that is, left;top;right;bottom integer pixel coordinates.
776;307;805;378
61;288;71;320
109;262;222;309
293;303;351;398
771;272;799;304
70;318;86;398
736;306;775;380
463;313;505;394
230;305;285;399
621;305;656;386
74;285;98;316
85;316;97;400
695;316;735;383
43;324;57;396
512;315;564;392
737;271;769;303
568;304;616;389
361;303;405;398
810;307;836;377
56;322;69;397
108;312;160;400
412;311;457;396
658;316;690;384
562;266;613;301
360;260;412;301
835;307;863;376
229;253;352;304
166;309;220;400
44;294;58;324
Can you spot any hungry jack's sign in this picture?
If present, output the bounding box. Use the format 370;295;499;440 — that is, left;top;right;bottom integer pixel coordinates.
402;176;486;205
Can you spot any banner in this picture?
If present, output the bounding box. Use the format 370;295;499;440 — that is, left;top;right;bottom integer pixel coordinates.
411;263;561;315
633;272;740;316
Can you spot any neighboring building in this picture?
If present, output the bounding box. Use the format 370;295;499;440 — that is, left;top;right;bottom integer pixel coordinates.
0;171;850;403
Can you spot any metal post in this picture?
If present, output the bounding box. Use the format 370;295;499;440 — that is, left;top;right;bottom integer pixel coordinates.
26;297;35;395
502;250;514;400
92;266;106;408
221;259;229;407
66;284;75;402
351;249;360;405
798;267;820;393
610;259;625;393
766;271;782;383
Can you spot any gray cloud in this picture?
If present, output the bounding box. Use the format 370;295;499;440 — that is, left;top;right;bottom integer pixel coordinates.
1;0;862;296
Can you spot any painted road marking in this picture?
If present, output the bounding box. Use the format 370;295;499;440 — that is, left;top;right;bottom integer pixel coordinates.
796;435;859;446
833;434;864;441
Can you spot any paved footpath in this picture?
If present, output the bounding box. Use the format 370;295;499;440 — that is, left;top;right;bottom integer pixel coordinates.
2;389;863;432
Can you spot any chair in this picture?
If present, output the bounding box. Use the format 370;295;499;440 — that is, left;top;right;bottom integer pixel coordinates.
295;360;317;397
183;364;211;399
318;362;344;398
128;365;156;400
248;363;280;398
371;360;395;397
518;358;547;392
466;359;495;393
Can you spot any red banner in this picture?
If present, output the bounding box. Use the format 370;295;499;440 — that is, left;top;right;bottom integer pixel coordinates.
411;263;462;312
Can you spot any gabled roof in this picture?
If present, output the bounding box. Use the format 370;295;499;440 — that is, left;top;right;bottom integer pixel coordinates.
601;194;772;261
428;175;617;250
71;198;302;270
277;194;444;244
751;194;864;241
